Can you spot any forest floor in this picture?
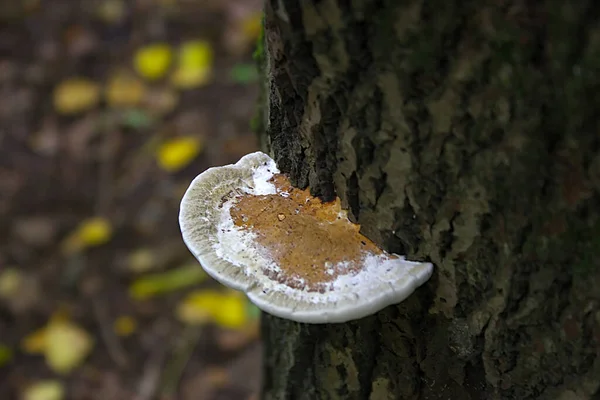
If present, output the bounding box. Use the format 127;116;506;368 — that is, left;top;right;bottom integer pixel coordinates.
0;1;263;399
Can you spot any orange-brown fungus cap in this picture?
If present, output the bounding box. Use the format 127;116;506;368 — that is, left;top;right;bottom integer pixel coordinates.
229;174;388;292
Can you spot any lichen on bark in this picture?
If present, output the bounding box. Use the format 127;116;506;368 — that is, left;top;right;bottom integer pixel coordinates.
260;0;600;399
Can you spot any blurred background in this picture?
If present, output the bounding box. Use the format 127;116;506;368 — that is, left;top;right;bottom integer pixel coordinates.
0;0;264;399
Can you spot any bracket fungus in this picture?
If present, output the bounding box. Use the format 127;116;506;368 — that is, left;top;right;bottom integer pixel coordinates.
179;152;433;323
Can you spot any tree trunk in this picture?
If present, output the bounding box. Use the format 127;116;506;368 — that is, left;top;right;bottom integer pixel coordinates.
259;1;600;399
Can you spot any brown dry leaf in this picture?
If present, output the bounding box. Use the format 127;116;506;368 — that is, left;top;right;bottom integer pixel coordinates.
63;115;100;159
181;365;231;399
105;70;146;108
64;24;96;58
142;86;179;116
204;367;230;388
28;118;60;156
12;216;57;247
126;248;156;273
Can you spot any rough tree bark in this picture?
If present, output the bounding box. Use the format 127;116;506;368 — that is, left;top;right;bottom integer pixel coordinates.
257;1;600;399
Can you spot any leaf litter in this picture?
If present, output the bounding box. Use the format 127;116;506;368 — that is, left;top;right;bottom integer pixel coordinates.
0;0;264;398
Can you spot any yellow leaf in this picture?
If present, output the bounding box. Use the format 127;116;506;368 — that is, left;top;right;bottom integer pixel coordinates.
176;290;222;325
105;71;146;107
44;319;94;374
179;40;213;70
134;43;173;80
113;315;137;337
170;40;213;89
156;136;202;172
21;309;71;354
176;290;249;329
78;218;112;245
53;78;100;115
129;264;207;300
170;67;212;89
0;268;22;298
0;344;13;367
23;380;65;400
213;292;248;329
61;217;113;254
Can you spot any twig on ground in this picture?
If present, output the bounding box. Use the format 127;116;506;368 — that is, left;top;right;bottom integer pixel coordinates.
91;295;129;368
160;326;203;398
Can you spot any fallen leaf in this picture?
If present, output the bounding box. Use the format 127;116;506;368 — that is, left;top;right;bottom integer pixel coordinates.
12;216;57;247
142;86;179;116
64;24;96;58
213;292;248;329
0;268;22;298
28;119;60;156
44;319;94;374
77;217;112;246
23;380;65;400
22;327;47;354
53;78;100;115
22;315;94;374
171;66;211;89
176;290;220;325
127;248;156;273
96;0;125;24
156;136;203;172
176;290;249;329
204;366;230;388
105;71;146;107
129;264;207;300
170;40;213;89
0;268;39;314
113;315;137;337
134;43;173;80
61;217;113;254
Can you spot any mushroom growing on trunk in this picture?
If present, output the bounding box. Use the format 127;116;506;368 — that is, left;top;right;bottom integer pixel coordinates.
179;152;434;323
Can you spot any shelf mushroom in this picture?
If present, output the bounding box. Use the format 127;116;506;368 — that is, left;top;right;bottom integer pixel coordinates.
179;152;434;323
